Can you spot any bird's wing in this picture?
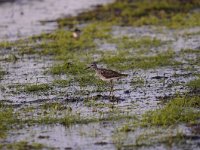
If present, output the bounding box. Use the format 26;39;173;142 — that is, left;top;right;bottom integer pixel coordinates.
99;69;124;78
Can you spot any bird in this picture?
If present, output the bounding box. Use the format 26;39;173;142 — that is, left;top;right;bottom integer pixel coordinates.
86;62;128;97
72;28;81;39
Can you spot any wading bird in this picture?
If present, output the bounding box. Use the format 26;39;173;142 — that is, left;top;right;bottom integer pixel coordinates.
86;62;128;97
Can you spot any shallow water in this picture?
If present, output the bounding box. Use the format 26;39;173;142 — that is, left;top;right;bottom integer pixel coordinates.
0;25;200;149
0;1;200;148
0;0;113;41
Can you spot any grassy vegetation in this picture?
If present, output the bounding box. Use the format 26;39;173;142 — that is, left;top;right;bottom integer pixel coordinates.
58;0;200;29
0;141;46;150
132;129;188;148
141;96;200;126
180;48;200;66
113;128;189;149
22;107;134;127
1;0;197;89
187;76;200;90
39;0;199;80
0;41;14;49
0;68;6;80
0;0;199;148
181;49;200;54
1;0;197;72
0;54;18;62
40;102;68;111
50;61;107;87
23;83;52;93
0;100;135;138
115;95;200;134
115;95;200;148
52;79;70;87
101;50;178;70
5;54;18;62
109;36;163;50
0;104;17;138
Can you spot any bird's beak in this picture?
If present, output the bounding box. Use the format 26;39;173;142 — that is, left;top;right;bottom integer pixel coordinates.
85;66;90;70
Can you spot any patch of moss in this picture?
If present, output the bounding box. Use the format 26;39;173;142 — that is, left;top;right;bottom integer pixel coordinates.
5;54;18;62
82;22;112;39
62;112;134;126
183;30;200;37
57;0;200;29
0;41;13;49
53;79;70;87
141;96;200;126
0;68;6;80
118;123;136;133
0;106;17;138
22;107;134;127
50;61;87;75
41;102;68;111
187;77;200;89
35;23;112;57
50;60;106;87
181;49;200;54
1;141;45;150
133;129;188;148
0;54;18;62
109;36;163;50
101;50;178;70
24;83;52;93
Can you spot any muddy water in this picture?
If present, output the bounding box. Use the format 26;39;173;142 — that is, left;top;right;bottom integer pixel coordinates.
0;1;200;148
7;123;117;150
0;25;200;149
0;0;113;41
1;26;199;104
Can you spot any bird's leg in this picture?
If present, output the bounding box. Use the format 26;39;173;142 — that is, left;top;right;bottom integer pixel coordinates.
109;81;112;96
110;80;114;100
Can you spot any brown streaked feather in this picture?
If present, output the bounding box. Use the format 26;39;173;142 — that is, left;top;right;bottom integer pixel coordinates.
98;68;127;79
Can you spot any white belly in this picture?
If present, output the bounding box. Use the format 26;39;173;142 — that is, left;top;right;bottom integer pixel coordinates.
95;73;119;81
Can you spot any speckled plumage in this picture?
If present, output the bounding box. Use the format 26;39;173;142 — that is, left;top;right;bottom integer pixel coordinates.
87;62;127;97
88;62;127;81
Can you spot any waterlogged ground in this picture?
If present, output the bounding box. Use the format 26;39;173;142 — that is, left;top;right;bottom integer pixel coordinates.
0;0;200;150
0;0;113;41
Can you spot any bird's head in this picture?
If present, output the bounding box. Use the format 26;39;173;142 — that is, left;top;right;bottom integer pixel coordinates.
85;62;98;70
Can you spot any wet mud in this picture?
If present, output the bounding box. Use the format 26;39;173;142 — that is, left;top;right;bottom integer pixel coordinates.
0;1;200;150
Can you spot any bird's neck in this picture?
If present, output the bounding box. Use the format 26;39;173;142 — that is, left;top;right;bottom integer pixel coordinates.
93;67;100;72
